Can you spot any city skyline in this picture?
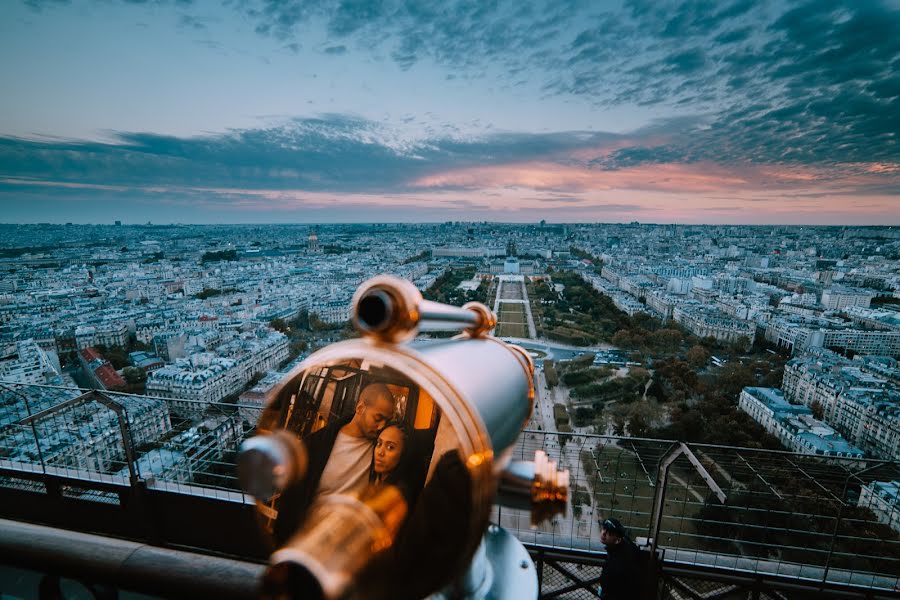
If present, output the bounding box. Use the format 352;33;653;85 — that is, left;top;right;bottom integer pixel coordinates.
1;0;898;225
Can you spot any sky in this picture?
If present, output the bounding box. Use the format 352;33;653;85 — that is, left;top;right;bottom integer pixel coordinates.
0;0;897;225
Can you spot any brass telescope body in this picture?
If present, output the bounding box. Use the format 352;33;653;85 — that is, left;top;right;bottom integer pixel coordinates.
238;275;567;600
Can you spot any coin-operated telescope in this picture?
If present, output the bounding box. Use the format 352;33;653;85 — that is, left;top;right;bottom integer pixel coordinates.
238;275;569;600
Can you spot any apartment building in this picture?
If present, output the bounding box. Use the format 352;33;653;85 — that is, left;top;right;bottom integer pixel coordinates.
858;480;900;534
673;304;756;345
782;351;900;461
738;387;863;458
0;339;60;385
821;286;875;310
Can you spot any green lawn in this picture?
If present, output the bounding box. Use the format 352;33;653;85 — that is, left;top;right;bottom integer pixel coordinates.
587;443;705;550
496;302;528;337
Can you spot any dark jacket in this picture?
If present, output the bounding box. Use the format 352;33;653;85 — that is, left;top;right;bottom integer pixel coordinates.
599;538;642;600
272;416;353;545
359;451;473;600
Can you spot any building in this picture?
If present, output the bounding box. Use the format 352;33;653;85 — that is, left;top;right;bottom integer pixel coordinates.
311;299;350;325
0;387;171;474
75;323;130;350
673;304;756;346
845;306;900;332
765;315;900;357
79;347;126;391
821;287;874;310
129;351;165;372
146;355;242;417
781;350;900;461
145;331;287;417
126;448;192;484
0;339;61;385
738;387;863;459
858;481;900;534
433;246;504;258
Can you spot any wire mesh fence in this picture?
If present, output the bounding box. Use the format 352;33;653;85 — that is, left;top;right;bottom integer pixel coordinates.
0;382;260;497
502;428;900;593
1;382;898;593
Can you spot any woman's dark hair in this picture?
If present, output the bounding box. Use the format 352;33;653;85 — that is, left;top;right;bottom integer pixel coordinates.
369;420;414;487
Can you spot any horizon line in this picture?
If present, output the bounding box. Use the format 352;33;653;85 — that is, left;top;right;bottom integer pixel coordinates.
2;221;899;228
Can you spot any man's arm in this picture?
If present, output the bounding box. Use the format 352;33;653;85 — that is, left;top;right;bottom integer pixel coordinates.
271;422;340;545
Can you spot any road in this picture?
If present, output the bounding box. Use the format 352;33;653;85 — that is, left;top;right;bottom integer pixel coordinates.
496;366;604;546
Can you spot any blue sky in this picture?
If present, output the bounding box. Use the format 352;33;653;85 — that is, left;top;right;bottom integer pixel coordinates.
0;0;897;224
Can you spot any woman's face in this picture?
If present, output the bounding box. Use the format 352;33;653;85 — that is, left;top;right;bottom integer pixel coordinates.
374;425;405;475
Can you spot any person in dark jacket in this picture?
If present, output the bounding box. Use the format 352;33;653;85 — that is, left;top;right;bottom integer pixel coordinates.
598;517;642;600
272;383;395;545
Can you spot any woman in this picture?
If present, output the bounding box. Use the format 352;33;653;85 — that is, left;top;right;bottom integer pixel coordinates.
369;420;414;487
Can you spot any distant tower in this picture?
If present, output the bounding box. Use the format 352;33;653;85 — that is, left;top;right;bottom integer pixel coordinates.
308;229;319;253
506;239;517;257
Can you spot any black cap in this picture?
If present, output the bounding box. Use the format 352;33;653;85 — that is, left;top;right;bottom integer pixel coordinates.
601;517;626;537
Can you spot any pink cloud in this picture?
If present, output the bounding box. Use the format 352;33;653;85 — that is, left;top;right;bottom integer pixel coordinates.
412;161;753;193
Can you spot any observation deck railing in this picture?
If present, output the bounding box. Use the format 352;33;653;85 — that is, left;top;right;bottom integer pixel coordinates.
1;382;897;599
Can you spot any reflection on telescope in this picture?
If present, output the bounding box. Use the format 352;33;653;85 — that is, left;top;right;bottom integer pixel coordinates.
254;362;443;545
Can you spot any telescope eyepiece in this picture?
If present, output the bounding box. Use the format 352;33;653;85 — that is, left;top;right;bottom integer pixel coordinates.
237;431;307;502
356;289;393;332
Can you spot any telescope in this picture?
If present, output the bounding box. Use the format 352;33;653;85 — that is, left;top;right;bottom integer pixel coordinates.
238;275;569;600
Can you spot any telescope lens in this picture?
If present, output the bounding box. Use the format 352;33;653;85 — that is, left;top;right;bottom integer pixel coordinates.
357;290;392;331
262;562;324;600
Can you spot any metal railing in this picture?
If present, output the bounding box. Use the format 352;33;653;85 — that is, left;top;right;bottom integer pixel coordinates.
502;429;900;595
1;382;898;597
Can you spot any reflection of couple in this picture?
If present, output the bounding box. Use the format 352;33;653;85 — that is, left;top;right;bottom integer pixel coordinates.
273;383;413;543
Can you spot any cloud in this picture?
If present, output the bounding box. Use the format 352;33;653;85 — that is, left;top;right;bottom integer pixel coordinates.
178;13;207;31
1;113;896;206
22;1;898;168
22;0;70;10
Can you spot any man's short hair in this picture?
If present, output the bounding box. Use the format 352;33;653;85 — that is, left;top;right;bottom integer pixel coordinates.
601;517;626;537
358;382;394;408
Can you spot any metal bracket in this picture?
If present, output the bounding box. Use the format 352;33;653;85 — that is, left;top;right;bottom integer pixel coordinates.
649;442;726;557
18;389;141;486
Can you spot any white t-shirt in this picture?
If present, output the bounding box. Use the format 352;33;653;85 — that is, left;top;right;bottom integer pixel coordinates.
315;431;374;498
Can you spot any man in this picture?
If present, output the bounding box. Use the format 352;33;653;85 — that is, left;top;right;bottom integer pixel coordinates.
597;517;642;600
273;382;395;544
314;382;396;497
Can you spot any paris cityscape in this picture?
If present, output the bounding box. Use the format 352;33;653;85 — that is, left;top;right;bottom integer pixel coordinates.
1;222;897;511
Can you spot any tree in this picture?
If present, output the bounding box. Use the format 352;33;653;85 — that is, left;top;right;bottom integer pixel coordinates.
122;367;146;385
810;399;824;420
544;360;559;387
96;344;129;370
730;335;752;354
558;424;572;448
574;406;596;426
310;314;342;331
612;413;627;436
687;345;710;368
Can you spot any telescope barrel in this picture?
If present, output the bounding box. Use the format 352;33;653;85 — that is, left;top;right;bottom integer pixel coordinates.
351;275;495;342
418;299;482;330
